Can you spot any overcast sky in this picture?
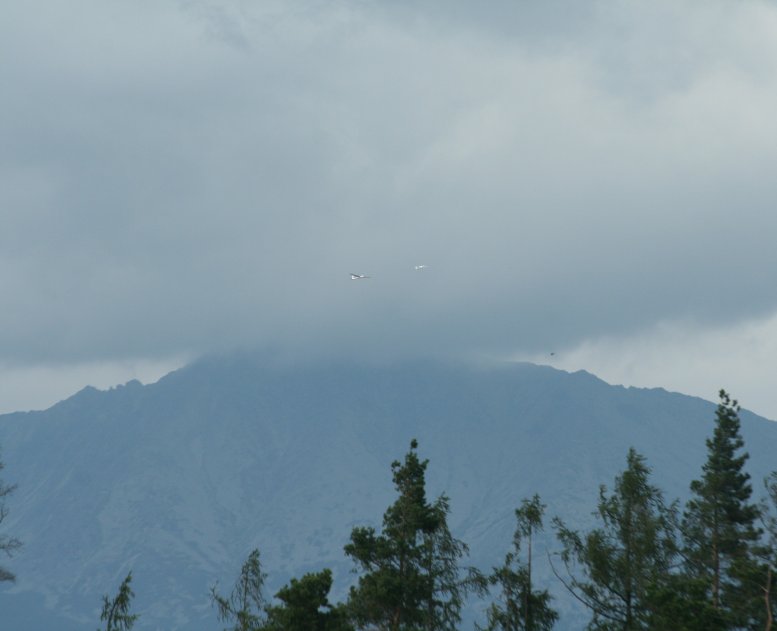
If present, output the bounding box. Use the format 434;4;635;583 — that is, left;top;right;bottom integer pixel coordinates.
2;0;777;418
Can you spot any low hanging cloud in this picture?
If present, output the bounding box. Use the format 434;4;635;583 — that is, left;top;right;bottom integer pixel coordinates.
2;0;777;367
533;311;777;421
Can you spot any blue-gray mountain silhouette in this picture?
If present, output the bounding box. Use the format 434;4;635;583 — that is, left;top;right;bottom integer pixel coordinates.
1;354;775;630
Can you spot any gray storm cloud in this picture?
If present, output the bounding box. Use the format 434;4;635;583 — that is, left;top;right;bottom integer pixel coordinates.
2;0;777;364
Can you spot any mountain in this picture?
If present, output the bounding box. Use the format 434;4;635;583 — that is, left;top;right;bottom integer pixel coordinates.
0;355;775;630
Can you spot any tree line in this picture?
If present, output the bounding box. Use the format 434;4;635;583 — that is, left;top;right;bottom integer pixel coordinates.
3;389;777;630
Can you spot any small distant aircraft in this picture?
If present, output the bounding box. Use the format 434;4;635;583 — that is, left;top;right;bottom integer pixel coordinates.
414;265;428;271
350;273;370;280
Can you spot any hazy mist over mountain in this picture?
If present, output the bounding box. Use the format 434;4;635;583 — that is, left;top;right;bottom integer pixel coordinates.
1;354;775;630
4;0;777;418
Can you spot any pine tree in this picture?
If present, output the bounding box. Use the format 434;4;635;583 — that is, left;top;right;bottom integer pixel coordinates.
211;549;267;631
0;451;21;583
423;494;470;631
682;390;763;627
263;568;352;631
760;472;777;631
642;573;727;631
479;494;558;631
553;448;676;630
344;439;469;631
98;572;138;631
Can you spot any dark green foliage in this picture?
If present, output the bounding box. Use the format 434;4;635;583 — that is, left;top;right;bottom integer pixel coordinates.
479;495;558;631
0;451;21;583
264;568;352;631
98;572;138;631
682;390;763;626
643;574;727;631
211;549;267;631
344;439;469;631
553;448;676;630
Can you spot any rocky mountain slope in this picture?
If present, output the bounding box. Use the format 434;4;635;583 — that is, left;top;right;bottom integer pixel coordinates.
1;354;775;630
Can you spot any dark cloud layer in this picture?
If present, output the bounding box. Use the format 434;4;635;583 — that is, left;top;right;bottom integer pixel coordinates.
2;0;777;364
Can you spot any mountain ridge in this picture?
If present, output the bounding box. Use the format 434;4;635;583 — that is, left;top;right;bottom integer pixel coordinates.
0;355;775;630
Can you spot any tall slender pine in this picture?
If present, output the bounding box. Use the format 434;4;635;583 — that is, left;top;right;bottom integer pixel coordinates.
480;494;558;631
682;390;763;628
210;549;267;631
553;448;676;630
761;472;777;631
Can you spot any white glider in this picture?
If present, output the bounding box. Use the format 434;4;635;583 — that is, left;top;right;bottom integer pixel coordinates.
350;273;370;280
